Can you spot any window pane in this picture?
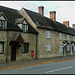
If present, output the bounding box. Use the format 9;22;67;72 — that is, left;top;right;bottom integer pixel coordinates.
67;35;69;40
22;25;24;31
67;45;69;51
73;46;75;51
46;31;50;38
2;21;5;29
46;44;51;51
0;43;3;53
22;43;29;53
60;44;62;52
59;33;62;40
73;36;75;41
22;44;25;53
25;25;26;32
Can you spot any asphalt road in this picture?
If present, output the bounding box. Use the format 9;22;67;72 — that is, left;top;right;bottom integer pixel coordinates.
0;59;75;74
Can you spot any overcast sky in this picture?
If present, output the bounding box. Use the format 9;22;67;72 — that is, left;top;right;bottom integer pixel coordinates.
0;1;75;27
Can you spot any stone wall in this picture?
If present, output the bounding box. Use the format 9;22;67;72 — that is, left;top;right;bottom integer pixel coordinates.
37;28;75;59
0;31;37;62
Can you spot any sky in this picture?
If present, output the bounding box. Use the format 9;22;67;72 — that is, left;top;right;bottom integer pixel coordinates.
0;1;75;27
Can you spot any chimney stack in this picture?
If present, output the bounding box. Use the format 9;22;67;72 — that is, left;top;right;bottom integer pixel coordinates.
73;24;75;29
50;11;56;21
63;21;69;27
38;6;44;16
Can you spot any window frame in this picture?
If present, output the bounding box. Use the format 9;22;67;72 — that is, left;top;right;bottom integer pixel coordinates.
73;45;75;51
0;42;4;54
59;33;62;40
22;24;28;32
46;30;51;38
22;43;29;53
60;44;62;52
67;35;69;40
46;43;51;51
0;20;5;30
73;36;75;41
67;45;69;51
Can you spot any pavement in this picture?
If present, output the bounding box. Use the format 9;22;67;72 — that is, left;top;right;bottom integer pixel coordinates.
0;55;75;70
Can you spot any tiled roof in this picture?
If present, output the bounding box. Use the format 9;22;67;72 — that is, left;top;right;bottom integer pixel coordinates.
0;6;38;34
23;8;75;35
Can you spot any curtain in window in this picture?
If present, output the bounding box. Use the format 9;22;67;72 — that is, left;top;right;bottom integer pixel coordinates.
0;43;3;53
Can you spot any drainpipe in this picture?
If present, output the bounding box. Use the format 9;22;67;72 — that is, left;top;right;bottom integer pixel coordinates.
6;25;9;63
35;34;38;59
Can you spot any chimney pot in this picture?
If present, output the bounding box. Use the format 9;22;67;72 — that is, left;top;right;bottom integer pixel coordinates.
50;11;56;21
63;21;69;27
38;6;44;16
73;24;75;29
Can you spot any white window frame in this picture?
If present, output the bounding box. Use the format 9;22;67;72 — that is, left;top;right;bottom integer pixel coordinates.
67;45;69;51
60;44;62;52
59;33;62;40
73;36;75;41
46;31;51;38
73;45;75;51
67;35;69;40
46;44;51;51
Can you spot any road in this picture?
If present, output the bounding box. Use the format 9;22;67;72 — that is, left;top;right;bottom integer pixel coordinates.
0;59;75;74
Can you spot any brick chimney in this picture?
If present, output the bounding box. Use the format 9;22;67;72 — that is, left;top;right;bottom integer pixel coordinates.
50;11;56;21
38;6;44;16
63;21;69;27
73;24;75;29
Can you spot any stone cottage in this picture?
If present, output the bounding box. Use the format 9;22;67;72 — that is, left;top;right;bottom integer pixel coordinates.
0;5;75;62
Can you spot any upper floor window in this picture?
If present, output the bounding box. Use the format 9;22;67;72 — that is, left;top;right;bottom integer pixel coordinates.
59;33;62;40
67;35;69;40
73;36;75;41
0;20;5;29
46;31;51;38
22;24;28;32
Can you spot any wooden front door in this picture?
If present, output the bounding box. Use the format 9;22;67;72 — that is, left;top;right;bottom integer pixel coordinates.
11;46;16;61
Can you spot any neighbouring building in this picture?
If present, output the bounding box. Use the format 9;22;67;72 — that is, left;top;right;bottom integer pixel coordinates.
0;5;75;63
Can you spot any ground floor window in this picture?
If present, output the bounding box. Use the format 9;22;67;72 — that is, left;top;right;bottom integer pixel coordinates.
60;44;62;52
73;45;75;51
0;42;4;54
67;45;69;51
22;43;29;53
46;44;51;51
